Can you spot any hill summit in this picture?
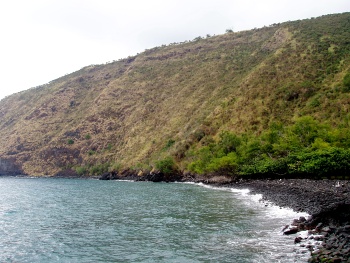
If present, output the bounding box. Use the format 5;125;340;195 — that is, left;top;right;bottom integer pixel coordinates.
1;12;350;177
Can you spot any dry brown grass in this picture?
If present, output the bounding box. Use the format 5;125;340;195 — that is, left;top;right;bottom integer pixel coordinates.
0;13;350;175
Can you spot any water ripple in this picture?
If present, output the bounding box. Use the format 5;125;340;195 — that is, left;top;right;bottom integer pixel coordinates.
0;178;309;262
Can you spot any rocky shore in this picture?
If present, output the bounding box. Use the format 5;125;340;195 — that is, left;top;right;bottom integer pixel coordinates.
99;171;350;262
230;179;350;263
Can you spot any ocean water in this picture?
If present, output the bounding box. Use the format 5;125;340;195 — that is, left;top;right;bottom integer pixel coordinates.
0;177;310;263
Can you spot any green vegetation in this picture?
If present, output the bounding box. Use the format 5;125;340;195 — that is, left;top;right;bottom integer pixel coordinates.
75;166;88;176
109;162;121;172
0;13;350;177
163;139;175;150
155;157;177;175
75;163;110;176
188;116;350;178
88;150;95;156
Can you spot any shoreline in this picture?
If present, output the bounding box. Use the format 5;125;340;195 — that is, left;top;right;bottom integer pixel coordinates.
200;178;350;263
100;172;350;262
204;178;350;263
3;173;349;262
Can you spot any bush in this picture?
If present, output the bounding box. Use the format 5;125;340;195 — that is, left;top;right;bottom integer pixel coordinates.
109;162;121;172
287;148;350;176
188;146;215;174
206;152;239;174
155;157;177;175
186;116;350;178
67;139;74;145
240;148;350;178
75;166;88;176
89;163;110;175
218;131;241;154
164;139;175;150
240;157;288;177
75;164;110;176
309;98;321;107
292;116;317;143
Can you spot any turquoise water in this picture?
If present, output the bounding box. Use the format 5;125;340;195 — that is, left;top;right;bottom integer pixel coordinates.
0;177;309;262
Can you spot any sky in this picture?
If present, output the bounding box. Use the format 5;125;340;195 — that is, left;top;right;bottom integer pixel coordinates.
0;0;349;100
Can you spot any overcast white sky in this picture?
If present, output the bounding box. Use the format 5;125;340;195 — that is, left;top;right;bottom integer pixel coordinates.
0;0;349;100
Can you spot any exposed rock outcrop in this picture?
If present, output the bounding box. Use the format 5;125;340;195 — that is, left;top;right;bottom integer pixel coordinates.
0;157;23;175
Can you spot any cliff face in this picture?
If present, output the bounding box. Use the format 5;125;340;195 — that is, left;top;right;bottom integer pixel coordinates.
0;158;22;175
0;13;350;176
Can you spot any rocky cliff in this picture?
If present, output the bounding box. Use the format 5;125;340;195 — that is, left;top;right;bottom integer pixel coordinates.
0;158;22;175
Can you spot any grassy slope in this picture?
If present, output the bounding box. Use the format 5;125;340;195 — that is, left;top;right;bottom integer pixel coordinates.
0;13;349;176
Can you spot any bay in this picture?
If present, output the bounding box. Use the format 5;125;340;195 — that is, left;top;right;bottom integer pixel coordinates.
0;177;309;262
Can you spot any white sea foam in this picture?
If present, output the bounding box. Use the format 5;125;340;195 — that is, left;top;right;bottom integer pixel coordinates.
230;188;251;195
114;179;135;182
227;187;311;262
187;181;312;261
186;181;310;222
228;186;309;218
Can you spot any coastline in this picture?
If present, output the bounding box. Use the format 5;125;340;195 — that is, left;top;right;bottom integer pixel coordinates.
229;179;350;263
5;172;349;262
99;171;350;262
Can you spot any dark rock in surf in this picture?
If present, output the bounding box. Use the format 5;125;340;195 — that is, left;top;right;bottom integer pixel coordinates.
283;226;298;235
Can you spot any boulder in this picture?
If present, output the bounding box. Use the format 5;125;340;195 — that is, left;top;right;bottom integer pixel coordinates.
283;226;298;235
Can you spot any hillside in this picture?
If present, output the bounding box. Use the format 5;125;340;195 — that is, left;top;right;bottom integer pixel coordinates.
0;13;350;176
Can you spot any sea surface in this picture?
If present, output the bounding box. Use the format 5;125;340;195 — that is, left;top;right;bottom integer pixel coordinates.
0;177;310;262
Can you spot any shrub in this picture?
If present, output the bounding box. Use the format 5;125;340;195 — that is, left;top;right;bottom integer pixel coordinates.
155;157;177;175
193;36;203;41
217;131;241;154
89;163;110;175
309;98;321;107
187;116;350;178
290;116;323;147
206;152;239;174
109;162;121;172
75;166;88;176
240;157;288;177
67;139;74;145
287;148;350;176
187;146;215;174
164;139;175;150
